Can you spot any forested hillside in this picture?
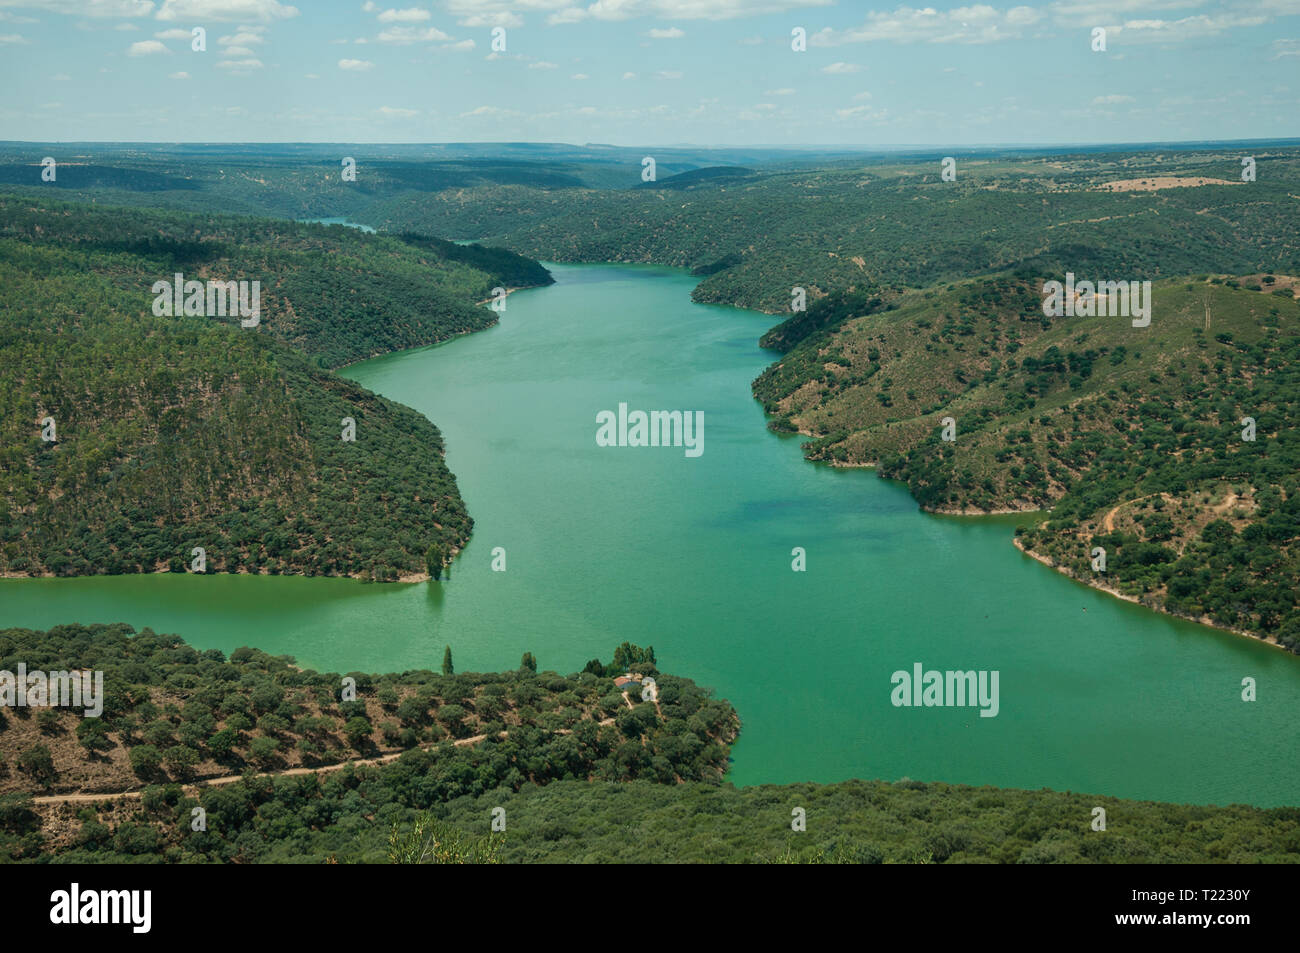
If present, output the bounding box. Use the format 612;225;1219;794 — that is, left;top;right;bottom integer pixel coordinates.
754;275;1300;648
0;144;754;221
0;195;552;580
0;625;737;861
2;625;1294;865
366;148;1300;313
0;195;552;368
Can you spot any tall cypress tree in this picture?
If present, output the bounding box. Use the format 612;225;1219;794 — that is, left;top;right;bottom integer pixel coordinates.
442;645;454;676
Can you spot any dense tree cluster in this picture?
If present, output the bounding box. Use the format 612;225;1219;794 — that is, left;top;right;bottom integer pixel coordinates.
750;273;1300;648
0;625;737;862
0;194;552;369
370;150;1300;314
0;193;559;579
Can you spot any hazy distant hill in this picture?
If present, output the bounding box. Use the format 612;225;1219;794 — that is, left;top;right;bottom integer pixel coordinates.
368;148;1300;312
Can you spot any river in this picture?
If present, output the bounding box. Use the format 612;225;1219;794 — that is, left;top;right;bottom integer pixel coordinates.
3;261;1296;806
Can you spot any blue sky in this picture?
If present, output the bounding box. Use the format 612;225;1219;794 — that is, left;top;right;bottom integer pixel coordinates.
1;0;1297;145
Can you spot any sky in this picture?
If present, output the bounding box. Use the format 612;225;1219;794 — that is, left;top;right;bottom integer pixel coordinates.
0;0;1297;146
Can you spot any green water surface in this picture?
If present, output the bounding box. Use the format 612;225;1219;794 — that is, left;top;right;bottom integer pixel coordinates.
3;262;1296;806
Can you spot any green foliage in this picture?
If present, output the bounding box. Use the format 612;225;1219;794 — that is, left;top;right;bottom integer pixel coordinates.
611;642;655;673
387;812;504;864
0;625;736;864
753;274;1300;648
370;149;1300;314
0;195;497;582
17;745;56;786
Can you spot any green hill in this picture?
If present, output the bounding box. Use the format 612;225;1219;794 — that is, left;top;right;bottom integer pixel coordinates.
364;148;1300;312
754;275;1300;648
0;195;551;580
0;194;552;368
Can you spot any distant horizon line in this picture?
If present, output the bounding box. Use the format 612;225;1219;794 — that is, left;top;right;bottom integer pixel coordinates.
3;138;1299;152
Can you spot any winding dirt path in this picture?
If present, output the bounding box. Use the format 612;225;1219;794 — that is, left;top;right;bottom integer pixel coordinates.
1101;492;1174;532
32;733;494;805
32;717;617;807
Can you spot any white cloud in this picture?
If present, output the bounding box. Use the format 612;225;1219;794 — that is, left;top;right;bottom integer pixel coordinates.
570;72;588;79
655;69;683;79
820;61;860;73
529;60;558;68
155;0;299;22
442;38;474;49
1048;0;1201;28
548;7;585;25
764;87;795;95
378;105;419;116
1092;93;1135;104
217;57;262;69
459;105;521;117
221;44;255;55
1274;38;1300;58
0;33;28;44
377;6;430;22
814;5;1042;46
127;39;169;54
154;28;192;38
376;25;450;43
2;1;153;16
439;0;837;25
219;30;266;45
452;6;521;28
833;104;888;121
646;27;684;38
622;71;637;79
338;57;373;70
1111;14;1267;43
169;70;190;78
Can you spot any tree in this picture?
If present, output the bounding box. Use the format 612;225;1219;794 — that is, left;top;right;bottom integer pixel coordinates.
612;642;655;672
248;736;279;768
344;716;372;751
18;744;57;786
163;745;199;781
387;813;503;864
442;645;454;676
426;543;444;581
436;704;466;735
397;695;427;726
207;727;239;761
76;717;113;755
519;652;537;674
129;744;162;780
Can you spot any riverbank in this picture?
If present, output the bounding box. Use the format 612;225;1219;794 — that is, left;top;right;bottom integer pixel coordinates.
1012;535;1286;653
